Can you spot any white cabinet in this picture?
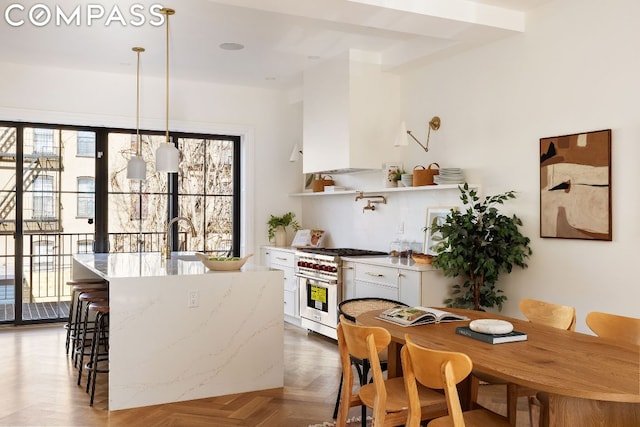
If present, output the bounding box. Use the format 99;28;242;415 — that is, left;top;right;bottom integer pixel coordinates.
263;247;300;324
346;258;450;307
398;269;421;305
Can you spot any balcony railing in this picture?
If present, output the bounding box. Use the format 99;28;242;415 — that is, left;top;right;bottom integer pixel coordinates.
0;231;214;305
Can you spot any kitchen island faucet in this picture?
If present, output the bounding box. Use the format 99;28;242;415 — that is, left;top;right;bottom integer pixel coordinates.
163;216;197;260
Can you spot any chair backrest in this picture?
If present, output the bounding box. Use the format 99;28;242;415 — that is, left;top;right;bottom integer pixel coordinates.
586;311;640;346
519;298;576;331
337;315;392;422
338;298;408;322
402;334;472;427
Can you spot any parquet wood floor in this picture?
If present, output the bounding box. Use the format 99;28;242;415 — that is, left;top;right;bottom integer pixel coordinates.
0;323;534;427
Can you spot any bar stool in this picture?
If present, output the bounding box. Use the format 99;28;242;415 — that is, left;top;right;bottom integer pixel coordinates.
75;291;109;386
65;279;108;355
86;300;109;406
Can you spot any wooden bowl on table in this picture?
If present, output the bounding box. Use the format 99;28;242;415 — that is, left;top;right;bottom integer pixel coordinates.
195;252;253;271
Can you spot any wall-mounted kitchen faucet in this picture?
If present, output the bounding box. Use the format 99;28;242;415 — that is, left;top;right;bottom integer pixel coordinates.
363;200;376;212
355;191;387;213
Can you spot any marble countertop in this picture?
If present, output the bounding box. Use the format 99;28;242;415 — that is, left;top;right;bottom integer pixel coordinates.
73;252;268;279
341;255;436;272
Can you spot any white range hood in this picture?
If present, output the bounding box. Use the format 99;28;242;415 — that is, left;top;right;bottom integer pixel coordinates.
302;50;402;175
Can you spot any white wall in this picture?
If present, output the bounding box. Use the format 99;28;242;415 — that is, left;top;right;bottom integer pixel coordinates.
0;61;303;256
301;0;640;331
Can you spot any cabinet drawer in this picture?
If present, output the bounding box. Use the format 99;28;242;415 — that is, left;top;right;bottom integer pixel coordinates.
269;250;295;268
354;264;398;288
354;280;398;301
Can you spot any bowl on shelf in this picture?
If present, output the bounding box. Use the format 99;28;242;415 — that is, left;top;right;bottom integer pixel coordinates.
195;252;253;271
400;173;413;187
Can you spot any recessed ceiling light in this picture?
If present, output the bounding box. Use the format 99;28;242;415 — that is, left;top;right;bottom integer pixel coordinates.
307;55;321;60
219;42;244;51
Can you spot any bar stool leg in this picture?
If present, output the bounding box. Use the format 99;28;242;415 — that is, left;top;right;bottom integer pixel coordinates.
87;306;109;406
76;301;92;386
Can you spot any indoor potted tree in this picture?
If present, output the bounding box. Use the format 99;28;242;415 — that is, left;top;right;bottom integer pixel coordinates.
429;183;532;311
267;212;301;247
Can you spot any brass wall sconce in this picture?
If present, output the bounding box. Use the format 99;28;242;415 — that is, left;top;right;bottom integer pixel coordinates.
405;116;441;152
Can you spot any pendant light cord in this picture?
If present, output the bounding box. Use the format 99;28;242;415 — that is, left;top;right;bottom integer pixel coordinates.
163;8;173;145
165;7;169;144
135;48;142;156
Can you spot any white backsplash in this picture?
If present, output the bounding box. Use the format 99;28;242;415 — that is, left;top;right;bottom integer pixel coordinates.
301;170;467;253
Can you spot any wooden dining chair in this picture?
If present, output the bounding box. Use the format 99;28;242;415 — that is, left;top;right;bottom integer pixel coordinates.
401;334;510;427
335;315;448;427
332;298;408;422
519;298;576;331
470;298;576;426
586;311;640;345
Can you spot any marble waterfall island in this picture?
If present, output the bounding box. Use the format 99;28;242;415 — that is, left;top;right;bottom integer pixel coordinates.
72;252;284;411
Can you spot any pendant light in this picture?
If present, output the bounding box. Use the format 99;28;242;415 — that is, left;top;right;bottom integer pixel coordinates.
155;7;180;173
126;46;147;180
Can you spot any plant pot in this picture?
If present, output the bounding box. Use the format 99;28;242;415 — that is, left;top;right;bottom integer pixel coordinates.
274;228;287;247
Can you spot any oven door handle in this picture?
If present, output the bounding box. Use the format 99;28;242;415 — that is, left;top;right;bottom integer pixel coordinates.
296;273;338;285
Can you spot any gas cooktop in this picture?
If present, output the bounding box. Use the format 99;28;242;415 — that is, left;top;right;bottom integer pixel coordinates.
297;247;388;257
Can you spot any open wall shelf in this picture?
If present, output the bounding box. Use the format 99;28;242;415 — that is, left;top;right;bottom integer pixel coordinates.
290;184;478;197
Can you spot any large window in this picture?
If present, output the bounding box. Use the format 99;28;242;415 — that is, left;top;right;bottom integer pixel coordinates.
76;177;95;218
107;131;240;255
177;136;237;253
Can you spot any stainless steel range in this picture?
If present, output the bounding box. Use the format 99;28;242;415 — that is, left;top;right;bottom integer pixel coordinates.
296;248;387;339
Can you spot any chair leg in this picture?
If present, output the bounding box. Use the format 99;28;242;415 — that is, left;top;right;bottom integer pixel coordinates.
469;374;481;409
360;359;369;427
528;395;540;427
332;372;344;419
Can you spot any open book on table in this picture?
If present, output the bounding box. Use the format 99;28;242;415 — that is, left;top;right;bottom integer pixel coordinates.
377;306;468;327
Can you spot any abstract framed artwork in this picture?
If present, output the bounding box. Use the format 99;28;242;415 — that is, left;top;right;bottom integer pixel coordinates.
540;129;611;240
423;206;456;255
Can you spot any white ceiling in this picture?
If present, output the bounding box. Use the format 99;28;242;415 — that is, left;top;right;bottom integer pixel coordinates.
0;0;554;90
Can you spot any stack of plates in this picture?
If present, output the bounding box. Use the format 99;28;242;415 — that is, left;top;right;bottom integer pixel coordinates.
434;168;464;185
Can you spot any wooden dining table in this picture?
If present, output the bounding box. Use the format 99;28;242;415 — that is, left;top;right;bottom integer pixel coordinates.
358;308;640;427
